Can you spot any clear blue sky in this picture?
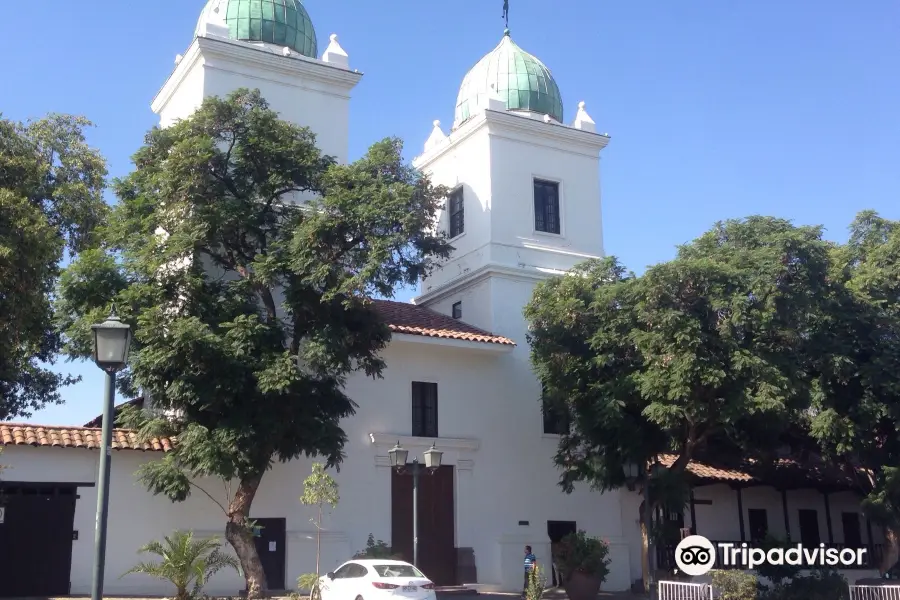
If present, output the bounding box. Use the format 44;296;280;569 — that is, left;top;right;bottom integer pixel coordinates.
1;0;897;426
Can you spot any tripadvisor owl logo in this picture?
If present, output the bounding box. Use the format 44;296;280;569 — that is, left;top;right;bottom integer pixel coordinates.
675;535;717;576
674;534;869;575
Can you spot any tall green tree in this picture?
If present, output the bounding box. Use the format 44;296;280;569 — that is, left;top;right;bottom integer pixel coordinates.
0;114;108;419
56;89;451;597
524;217;835;590
808;211;900;573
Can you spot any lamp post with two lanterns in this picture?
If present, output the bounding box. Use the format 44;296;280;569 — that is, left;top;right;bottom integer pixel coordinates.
388;441;443;568
89;308;133;600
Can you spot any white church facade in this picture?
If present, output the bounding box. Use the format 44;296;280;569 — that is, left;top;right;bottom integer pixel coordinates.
0;1;883;596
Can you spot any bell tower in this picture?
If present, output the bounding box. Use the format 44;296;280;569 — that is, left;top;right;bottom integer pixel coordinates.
412;29;609;340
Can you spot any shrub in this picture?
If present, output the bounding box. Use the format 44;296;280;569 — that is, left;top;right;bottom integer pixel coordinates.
525;565;548;600
297;573;319;596
552;531;612;584
753;536;802;585
122;530;240;600
761;569;848;600
711;570;758;600
353;533;401;559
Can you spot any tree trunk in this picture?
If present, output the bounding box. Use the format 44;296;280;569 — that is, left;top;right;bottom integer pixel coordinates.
639;499;650;593
881;525;900;575
316;505;322;576
225;474;267;599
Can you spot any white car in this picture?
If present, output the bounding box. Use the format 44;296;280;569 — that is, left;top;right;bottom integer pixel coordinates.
316;559;437;600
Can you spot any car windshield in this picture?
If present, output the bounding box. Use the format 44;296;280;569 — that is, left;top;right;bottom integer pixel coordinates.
373;564;425;578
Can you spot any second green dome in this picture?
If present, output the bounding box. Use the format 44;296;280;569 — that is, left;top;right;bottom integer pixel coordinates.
454;31;563;128
198;0;318;59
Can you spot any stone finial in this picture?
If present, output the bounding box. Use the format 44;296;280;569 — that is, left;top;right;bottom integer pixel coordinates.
282;47;292;57
543;114;552;123
175;54;183;65
572;100;597;132
322;33;350;68
424;120;448;153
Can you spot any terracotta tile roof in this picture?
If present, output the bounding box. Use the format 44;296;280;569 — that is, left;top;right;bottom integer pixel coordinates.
0;423;174;452
658;453;861;490
658;454;754;482
373;299;515;346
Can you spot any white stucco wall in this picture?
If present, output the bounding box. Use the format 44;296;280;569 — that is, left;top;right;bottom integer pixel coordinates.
152;36;361;165
414;110;607;303
2;337;634;595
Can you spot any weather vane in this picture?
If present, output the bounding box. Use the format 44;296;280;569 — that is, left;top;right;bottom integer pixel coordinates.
502;0;509;29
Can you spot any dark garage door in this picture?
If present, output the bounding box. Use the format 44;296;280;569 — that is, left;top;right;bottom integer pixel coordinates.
0;483;78;597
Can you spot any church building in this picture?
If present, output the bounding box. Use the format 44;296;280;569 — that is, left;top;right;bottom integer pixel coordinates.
0;1;881;596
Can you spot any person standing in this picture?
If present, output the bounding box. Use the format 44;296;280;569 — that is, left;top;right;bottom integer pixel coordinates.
523;545;537;597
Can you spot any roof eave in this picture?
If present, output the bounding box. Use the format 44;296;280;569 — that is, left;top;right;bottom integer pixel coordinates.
390;332;515;353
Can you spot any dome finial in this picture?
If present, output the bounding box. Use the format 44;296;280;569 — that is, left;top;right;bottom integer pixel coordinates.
503;28;511;37
502;0;510;29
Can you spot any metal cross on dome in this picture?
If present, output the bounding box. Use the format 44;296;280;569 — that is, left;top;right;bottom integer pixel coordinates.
502;0;509;28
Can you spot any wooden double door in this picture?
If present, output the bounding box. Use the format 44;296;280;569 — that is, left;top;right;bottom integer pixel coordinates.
391;465;456;586
0;483;78;597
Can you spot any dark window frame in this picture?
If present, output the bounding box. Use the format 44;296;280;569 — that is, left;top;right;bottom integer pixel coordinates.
449;187;465;238
748;508;769;542
411;381;439;438
452;301;462;319
842;512;863;547
798;509;821;546
533;178;561;235
541;385;569;435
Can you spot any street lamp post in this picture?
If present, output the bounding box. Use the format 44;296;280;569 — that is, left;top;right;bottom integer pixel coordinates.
90;308;132;600
388;442;443;568
624;460;655;598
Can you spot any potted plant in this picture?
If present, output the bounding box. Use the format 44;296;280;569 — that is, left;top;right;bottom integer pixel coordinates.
553;531;612;600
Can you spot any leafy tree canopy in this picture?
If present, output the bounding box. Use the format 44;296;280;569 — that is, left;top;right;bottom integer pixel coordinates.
0;114;107;419
525;216;834;495
56;89;452;595
807;211;900;570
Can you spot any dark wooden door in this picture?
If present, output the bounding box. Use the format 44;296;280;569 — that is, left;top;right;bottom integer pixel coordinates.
391;465;456;586
748;509;769;542
798;509;821;546
252;517;287;590
0;484;77;597
547;521;576;586
842;512;863;547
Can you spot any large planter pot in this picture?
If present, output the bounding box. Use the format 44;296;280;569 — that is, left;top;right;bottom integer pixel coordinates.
563;571;602;600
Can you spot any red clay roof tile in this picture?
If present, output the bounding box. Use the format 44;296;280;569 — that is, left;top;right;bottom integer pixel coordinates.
374;299;515;346
0;423;174;453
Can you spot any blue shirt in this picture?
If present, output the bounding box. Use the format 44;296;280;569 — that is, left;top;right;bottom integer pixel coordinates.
524;553;536;571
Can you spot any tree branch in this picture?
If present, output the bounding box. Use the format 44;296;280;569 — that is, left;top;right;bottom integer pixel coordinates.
189;479;229;516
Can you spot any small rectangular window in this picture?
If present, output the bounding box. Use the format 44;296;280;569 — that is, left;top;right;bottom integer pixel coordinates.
842;512;862;547
541;385;569;435
748;509;768;542
452;301;462;319
533;179;560;235
411;381;438;438
449;188;465;238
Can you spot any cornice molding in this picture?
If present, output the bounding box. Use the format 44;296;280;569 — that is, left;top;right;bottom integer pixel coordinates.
369;432;481;452
413;109;609;169
414;262;562;306
152;36;362;113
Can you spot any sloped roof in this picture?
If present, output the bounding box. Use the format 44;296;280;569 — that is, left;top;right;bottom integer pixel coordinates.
0;423;174;452
374;299;515;346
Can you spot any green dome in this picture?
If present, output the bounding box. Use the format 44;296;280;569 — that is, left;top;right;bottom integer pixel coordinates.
454;31;563;128
196;0;318;59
